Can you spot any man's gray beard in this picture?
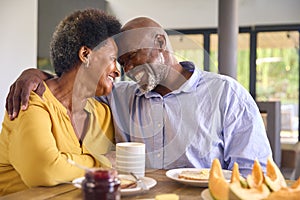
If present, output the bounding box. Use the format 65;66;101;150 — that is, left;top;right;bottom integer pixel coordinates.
138;72;158;94
128;63;168;95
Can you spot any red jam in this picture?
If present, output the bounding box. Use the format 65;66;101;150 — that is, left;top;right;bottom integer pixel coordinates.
82;168;120;200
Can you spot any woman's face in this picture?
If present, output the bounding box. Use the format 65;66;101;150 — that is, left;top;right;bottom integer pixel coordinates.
88;38;120;96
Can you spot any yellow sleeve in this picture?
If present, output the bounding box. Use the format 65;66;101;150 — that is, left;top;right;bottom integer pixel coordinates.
9;104;95;187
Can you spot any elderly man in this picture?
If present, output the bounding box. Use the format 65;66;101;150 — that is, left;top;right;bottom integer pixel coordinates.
6;17;272;177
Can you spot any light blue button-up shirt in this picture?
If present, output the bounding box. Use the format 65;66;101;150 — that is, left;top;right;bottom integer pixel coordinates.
97;61;272;177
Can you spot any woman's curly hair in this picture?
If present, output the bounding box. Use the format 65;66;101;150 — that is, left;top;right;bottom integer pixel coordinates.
50;8;121;77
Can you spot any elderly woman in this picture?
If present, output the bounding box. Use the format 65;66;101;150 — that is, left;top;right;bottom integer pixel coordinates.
0;9;121;195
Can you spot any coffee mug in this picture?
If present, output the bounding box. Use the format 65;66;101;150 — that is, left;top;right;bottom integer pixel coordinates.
116;142;145;177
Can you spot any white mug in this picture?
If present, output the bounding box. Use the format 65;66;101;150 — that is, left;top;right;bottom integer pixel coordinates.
116;142;145;177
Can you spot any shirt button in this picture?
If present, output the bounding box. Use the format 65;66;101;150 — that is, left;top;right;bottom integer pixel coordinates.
158;123;161;127
157;153;161;158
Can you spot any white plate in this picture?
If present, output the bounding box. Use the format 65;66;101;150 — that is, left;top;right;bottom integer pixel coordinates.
72;174;157;196
165;168;232;187
201;189;213;200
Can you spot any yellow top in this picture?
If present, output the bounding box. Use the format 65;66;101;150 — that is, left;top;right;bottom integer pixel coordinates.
0;84;114;196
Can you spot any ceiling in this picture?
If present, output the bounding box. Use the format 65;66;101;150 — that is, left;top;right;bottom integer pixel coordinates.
106;0;300;29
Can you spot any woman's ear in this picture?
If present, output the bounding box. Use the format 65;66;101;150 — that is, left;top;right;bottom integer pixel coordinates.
79;46;91;63
154;34;166;51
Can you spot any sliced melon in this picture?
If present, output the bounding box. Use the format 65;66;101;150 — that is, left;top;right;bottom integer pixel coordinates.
229;182;270;200
266;176;300;199
290;177;300;190
208;159;229;200
266;187;300;200
246;159;264;189
229;159;270;200
231;162;240;183
231;162;248;188
264;156;287;192
239;177;249;189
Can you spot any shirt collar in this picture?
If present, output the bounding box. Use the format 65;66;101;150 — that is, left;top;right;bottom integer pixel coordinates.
136;61;201;98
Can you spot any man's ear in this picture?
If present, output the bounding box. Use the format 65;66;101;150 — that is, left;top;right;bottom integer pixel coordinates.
154;34;166;51
78;46;91;62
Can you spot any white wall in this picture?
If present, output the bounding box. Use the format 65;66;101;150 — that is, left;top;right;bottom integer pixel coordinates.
107;0;300;29
0;0;37;129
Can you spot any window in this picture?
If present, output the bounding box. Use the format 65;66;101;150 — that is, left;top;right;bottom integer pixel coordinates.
256;31;299;144
210;33;250;89
169;34;204;70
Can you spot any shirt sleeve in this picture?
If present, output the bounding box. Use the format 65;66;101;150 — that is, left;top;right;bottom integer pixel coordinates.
9;105;98;187
222;88;272;177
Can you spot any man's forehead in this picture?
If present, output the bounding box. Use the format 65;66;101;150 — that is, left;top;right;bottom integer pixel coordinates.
114;27;165;57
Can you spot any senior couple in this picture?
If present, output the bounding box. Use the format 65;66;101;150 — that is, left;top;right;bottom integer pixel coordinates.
0;8;271;195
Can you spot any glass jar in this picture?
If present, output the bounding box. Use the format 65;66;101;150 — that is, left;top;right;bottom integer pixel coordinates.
82;168;121;200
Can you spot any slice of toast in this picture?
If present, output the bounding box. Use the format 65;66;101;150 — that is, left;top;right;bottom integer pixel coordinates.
120;178;137;189
178;169;210;181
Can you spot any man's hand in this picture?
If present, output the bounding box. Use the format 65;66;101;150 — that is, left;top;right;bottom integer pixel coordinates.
5;68;53;120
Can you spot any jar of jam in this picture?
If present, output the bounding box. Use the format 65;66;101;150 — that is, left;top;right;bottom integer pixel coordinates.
82;168;120;200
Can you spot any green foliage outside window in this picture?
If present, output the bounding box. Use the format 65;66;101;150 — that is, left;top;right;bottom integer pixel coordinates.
256;48;299;104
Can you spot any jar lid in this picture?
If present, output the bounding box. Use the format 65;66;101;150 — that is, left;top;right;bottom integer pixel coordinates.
85;168;119;183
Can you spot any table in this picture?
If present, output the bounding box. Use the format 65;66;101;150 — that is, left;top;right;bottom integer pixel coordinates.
0;170;206;200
